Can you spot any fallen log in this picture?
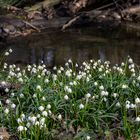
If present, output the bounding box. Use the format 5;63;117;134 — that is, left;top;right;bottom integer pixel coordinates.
122;5;140;14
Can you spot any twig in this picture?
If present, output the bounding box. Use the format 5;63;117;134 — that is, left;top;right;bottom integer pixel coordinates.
23;20;41;32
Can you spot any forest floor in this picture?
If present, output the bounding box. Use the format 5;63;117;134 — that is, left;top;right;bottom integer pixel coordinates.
0;0;140;39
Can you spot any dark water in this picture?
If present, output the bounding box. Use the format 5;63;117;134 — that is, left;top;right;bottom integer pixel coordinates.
0;25;140;67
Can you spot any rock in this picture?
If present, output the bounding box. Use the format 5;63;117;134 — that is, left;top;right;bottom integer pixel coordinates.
3;25;16;34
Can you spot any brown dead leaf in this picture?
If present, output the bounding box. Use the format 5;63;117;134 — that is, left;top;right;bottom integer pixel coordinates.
0;127;10;140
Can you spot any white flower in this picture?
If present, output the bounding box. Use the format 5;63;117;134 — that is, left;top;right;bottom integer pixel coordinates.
36;85;42;91
35;121;40;126
86;77;90;82
33;94;37;98
20;93;24;98
4;108;9;114
17;126;24;132
86;136;91;140
58;114;62;120
116;102;121;107
40;118;45;125
130;104;136;109
126;100;130;104
85;93;91;98
98;68;103;72
60;67;64;71
16;67;20;71
37;114;41;118
5;88;9;93
1;81;6;86
11;92;15;97
26;122;30;128
42;96;46;101
64;95;69;100
24;127;27;131
48;110;52;115
73;81;77;85
99;85;104;90
6;99;10;104
5;52;9;56
136;117;140;122
17;118;22;123
18;78;23;83
68;59;72;63
135;98;140;104
103;97;107;102
52;74;57;81
65;70;71;77
9;48;13;53
100;91;106;96
38;106;44;111
44;79;49;83
137;76;140;81
75;63;78;67
126;104;130;109
11;103;16;109
21;114;25;121
30;116;37;123
47;104;51;109
79;104;84;109
112;93;118;98
122;84;128;89
94;82;98;86
67;88;72;93
42;111;48;117
128;58;133;64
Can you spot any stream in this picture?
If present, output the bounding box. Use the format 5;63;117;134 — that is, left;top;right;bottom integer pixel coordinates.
0;25;140;68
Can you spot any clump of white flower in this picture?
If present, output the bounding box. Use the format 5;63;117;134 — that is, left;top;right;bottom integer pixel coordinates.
100;91;108;96
64;86;72;93
52;74;57;81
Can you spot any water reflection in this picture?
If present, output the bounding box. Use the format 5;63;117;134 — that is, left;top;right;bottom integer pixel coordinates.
0;26;140;67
